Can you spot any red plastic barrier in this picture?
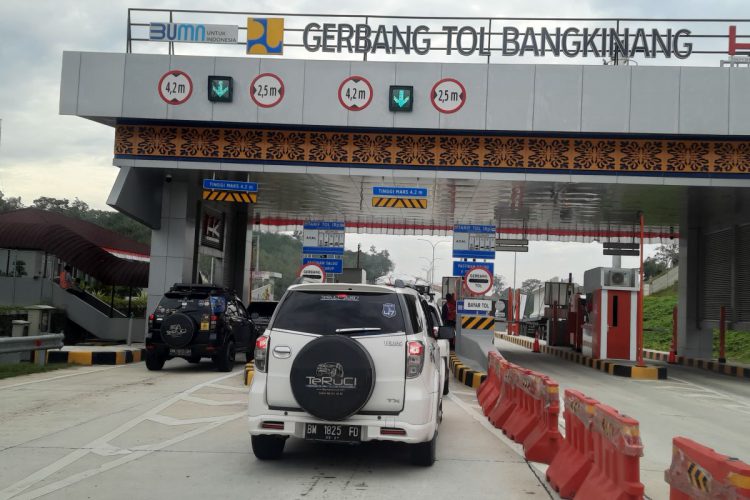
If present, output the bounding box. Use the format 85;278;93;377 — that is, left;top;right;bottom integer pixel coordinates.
575;404;645;500
522;376;562;464
477;352;504;414
488;360;517;428
546;389;599;498
502;369;542;443
666;436;750;499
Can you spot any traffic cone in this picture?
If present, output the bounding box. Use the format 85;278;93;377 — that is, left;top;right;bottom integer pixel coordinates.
532;331;541;353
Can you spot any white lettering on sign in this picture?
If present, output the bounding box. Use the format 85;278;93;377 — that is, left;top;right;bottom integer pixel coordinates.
431;77;466;113
158;70;193;105
464;267;493;296
464;299;492;312
338;75;373;111
251;73;284;108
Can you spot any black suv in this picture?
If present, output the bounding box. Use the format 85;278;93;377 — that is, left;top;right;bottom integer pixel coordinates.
145;284;258;372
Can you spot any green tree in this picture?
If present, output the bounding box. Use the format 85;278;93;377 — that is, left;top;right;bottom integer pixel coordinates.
0;191;24;212
521;278;542;294
654;242;679;267
344;245;394;281
643;256;668;281
33;196;70;212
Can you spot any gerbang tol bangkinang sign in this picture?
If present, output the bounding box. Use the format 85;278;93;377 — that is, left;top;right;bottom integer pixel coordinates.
302;23;695;59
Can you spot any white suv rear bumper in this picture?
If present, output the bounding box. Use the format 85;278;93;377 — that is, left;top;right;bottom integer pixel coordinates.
248;373;438;444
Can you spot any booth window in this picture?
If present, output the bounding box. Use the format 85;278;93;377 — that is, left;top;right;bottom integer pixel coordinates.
612;295;619;327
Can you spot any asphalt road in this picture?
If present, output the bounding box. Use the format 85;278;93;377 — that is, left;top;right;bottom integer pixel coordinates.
0;359;552;500
491;337;750;500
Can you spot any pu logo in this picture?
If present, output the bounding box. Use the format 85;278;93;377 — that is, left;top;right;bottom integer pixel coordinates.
246;18;284;55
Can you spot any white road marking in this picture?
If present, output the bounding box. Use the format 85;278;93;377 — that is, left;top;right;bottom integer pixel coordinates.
181;395;245;406
0;365;124;390
0;371;242;500
207;383;248;392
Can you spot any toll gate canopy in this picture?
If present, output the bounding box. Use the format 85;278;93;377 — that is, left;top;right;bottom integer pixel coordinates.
60;11;750;359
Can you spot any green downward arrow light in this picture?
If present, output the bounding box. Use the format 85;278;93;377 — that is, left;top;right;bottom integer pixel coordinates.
213;81;229;98
393;89;410;108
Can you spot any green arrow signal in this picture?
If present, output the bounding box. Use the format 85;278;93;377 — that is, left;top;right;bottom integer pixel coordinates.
392;89;410;108
212;81;229;98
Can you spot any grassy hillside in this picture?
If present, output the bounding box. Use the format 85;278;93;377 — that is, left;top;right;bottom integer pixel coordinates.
642;286;750;364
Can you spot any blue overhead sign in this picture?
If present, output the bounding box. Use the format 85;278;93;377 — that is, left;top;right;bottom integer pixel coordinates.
373;186;428;197
454;224;495;234
453;261;494;277
453;223;496;260
202;179;258;192
303;257;343;274
303;221;346;231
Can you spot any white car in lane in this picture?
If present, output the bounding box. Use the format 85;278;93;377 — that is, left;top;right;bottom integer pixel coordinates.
248;282;455;466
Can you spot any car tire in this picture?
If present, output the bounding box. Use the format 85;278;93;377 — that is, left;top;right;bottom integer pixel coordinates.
145;350;166;371
214;340;235;372
187;355;201;364
443;360;450;395
251;435;285;460
410;431;437;466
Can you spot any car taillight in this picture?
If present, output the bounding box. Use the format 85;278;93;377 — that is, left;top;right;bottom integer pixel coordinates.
210;314;217;329
406;341;425;378
255;335;270;372
149;314;154;321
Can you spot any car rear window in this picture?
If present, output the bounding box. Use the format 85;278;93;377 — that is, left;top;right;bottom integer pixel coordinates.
271;291;406;335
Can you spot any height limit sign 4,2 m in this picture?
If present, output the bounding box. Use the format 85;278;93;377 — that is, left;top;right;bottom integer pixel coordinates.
338;76;373;111
431;77;466;114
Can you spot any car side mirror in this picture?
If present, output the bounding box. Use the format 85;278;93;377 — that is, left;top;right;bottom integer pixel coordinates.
437;326;455;340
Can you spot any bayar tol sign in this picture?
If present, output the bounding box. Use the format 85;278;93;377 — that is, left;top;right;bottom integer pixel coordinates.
302;23;694;59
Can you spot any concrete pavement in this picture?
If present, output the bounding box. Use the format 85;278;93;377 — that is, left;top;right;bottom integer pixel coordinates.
0;358;551;500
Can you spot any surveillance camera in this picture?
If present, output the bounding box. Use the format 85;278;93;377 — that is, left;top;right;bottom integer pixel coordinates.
165;173;172;183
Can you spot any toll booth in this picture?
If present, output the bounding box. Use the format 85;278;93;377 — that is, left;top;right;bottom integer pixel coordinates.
582;267;640;360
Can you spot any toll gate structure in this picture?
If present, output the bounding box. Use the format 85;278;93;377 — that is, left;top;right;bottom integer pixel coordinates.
60;12;750;360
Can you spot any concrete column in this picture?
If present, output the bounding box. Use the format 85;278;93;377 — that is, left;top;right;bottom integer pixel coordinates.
242;208;255;304
677;191;712;359
221;205;250;297
146;178;197;315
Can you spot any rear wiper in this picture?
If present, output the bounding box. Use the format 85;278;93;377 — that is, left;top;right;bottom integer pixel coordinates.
335;327;382;333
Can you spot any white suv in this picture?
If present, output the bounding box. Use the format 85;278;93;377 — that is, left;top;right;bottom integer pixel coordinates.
248;282;455;466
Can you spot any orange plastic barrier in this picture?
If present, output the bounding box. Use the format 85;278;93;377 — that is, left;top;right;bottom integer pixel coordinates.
575;403;645;500
488;360;517;428
665;436;750;499
477;352;504;414
546;389;599;498
522;375;562;464
502;368;539;443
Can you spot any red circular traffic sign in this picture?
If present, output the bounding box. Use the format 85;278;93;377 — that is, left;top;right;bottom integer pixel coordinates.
338;75;373;111
158;70;193;105
298;262;326;283
431;77;466;114
463;266;493;296
250;73;285;108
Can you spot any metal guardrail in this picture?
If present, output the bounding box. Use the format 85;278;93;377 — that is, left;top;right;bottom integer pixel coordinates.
0;334;64;366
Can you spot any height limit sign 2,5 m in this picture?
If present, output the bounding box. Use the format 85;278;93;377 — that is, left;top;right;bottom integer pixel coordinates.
431;77;466;114
250;73;284;108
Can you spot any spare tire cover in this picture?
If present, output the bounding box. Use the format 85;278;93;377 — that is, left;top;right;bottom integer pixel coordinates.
290;335;375;421
160;313;195;348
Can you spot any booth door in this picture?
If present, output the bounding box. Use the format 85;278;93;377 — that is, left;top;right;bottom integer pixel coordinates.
607;291;631;359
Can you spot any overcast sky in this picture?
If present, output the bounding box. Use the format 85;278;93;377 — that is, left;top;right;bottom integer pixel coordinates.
1;1;746;284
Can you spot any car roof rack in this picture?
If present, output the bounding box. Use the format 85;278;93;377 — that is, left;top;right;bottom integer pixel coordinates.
169;283;232;294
